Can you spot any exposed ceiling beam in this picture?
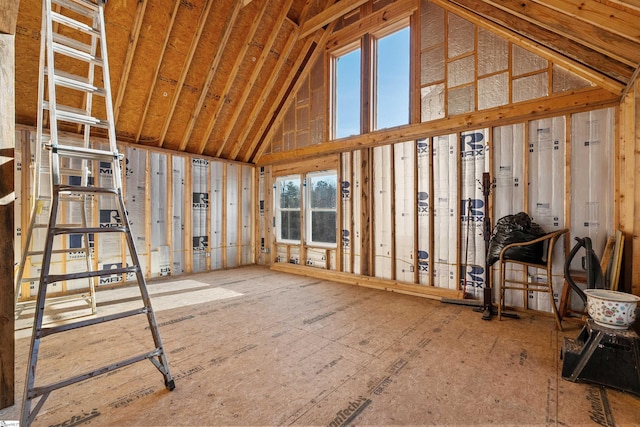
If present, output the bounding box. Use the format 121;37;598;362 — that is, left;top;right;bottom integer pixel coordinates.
298;0;369;39
197;0;269;155
530;0;640;44
257;87;619;165
235;29;301;162
177;1;243;151
134;0;181;143
433;0;628;94
158;0;215;148
220;0;296;159
114;0;148;124
477;0;639;67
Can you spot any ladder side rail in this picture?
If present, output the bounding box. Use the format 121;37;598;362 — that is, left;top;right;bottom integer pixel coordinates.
97;2;118;158
21;181;62;426
44;0;61;187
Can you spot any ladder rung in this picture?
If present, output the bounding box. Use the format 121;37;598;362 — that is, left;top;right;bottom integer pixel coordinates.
51;11;101;37
53;226;126;235
52;33;95;56
46;144;121;162
39;308;148;338
52;41;103;66
57;110;110;128
52;0;99;18
44;67;106;94
59;184;118;195
29;347;159;398
26;247;90;257
46;266;138;283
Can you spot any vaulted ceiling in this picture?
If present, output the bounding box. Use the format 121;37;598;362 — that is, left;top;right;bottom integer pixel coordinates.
13;0;640;164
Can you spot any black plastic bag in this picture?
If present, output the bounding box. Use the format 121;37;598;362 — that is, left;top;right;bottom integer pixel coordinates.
487;212;546;266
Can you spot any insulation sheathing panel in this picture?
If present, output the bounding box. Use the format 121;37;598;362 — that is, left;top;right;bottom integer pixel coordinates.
528;116;566;313
552;64;592;94
569;108;614;271
512;45;548;76
97;143;123;285
448;84;475;116
241;165;253;265
14;148;22;295
417;138;431;285
192;158;210;273
492;124;525;307
433;134;458;289
352;150;362;274
421;0;445;51
460;129;489;298
306;247;328;269
125;147;148;278
448;55;475;88
478;73;508;110
478;28;508;76
210;161;224;270
341;152;352;273
447;13;475;58
373;145;393;279
394;141;416;283
226;163;239;268
172;156;186;275
513;72;548;103
150;152;170;277
421;83;445;122
421;45;445;86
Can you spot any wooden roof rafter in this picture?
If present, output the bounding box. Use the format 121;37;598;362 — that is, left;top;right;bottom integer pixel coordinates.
134;0;181;143
252;25;336;162
113;0;148;123
235;29;302;162
177;0;244;152
158;0;215;148
298;0;369;39
217;0;297;159
433;0;628;94
196;0;270;155
475;0;640;67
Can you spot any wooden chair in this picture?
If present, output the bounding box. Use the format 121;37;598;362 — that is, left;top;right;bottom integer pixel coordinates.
498;228;569;330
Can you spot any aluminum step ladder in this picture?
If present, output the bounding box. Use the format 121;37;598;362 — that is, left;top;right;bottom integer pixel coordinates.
21;0;175;425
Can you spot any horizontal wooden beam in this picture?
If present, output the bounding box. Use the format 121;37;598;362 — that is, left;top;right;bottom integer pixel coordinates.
299;0;369;39
257;87;619;165
271;262;463;300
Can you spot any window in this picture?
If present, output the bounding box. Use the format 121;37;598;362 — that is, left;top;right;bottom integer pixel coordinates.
374;26;410;130
275;176;301;242
333;45;361;139
331;20;410;139
274;172;338;246
307;172;337;245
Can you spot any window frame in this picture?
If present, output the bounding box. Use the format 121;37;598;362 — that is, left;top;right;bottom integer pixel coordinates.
274;175;302;244
329;17;411;140
305;171;338;247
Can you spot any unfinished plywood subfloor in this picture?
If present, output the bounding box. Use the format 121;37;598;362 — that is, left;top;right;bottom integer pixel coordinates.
2;265;639;426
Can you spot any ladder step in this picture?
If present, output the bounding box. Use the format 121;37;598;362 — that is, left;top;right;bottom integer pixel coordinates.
26;247;90;257
44;67;106;94
53;226;126;235
58;184;118;195
46;266;138;284
52;32;96;57
52;41;104;66
51;11;101;37
52;0;99;18
39;307;149;338
29;347;160;398
46;143;121;162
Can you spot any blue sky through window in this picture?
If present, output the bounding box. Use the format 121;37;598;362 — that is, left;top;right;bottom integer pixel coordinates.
375;27;410;130
335;48;361;138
